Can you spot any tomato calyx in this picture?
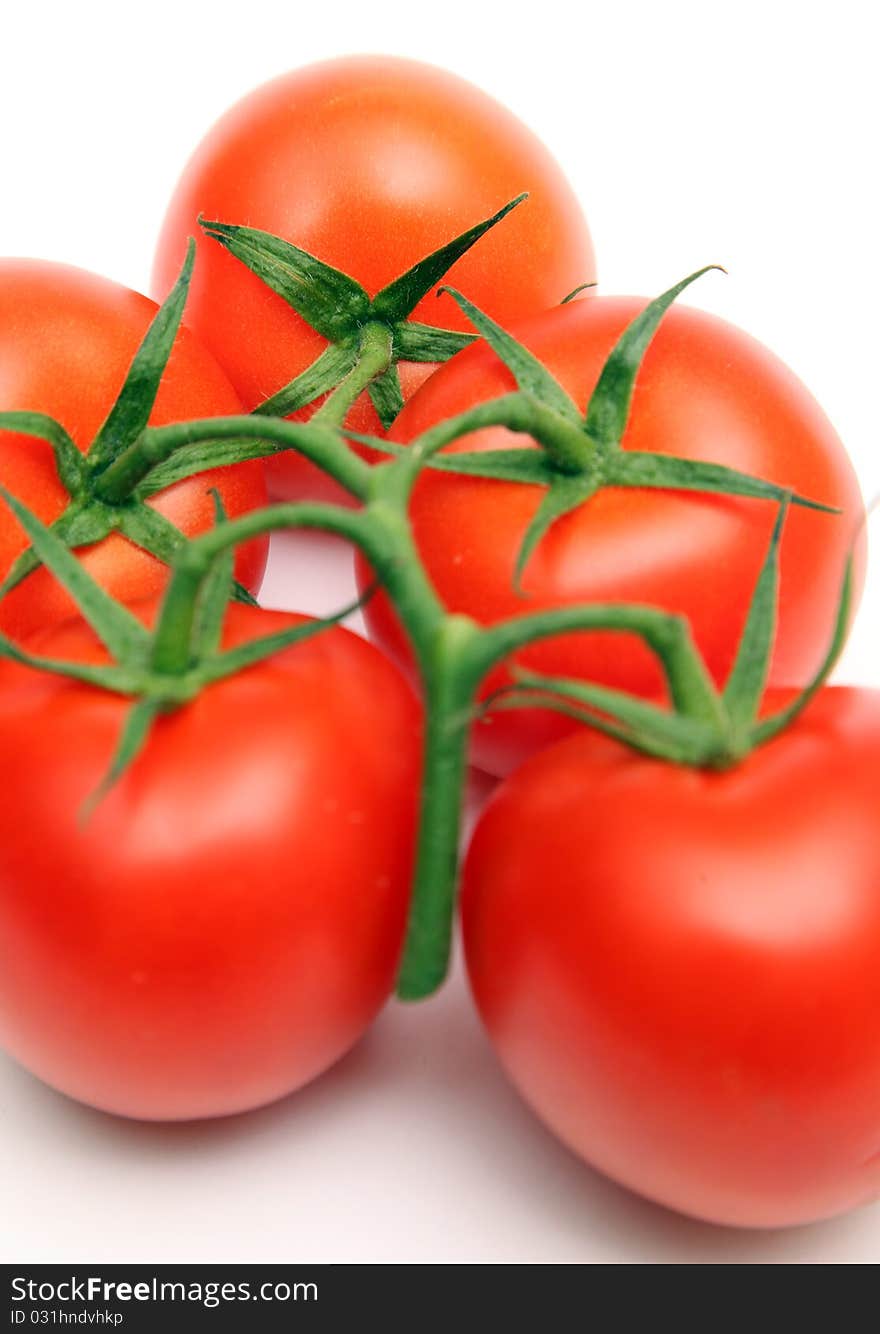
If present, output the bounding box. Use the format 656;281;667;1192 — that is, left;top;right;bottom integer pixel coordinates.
0;242;258;611
0;485;366;813
199;195;527;428
352;268;840;592
485;499;855;769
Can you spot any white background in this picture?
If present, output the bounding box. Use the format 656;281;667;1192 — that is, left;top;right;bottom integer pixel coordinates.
2;0;879;1264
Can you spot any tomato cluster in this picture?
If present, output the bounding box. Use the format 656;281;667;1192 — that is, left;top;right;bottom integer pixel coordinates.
0;54;876;1232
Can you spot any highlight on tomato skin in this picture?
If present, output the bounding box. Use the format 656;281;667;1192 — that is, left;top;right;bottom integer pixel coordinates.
461;687;880;1228
358;295;866;777
0;259;269;641
151;54;595;499
0;602;421;1121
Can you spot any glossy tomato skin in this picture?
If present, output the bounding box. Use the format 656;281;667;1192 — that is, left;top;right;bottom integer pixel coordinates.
0;604;420;1121
0;260;268;639
462;688;880;1227
152;55;595;500
359;297;865;775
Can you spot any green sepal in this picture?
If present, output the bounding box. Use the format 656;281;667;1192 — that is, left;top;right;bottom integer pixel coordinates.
342;431;406;459
584;266;722;450
749;556;854;748
355;427;833;516
560;282;597;304
136;437;281;495
487;497;856;772
117;503;257;607
722;500;787;727
425;447;553;484
201;587;370;683
367;366;405;430
605;451;837;514
201;199;524;426
79;586;370;815
88;240;196;472
199;217;370;343
493;670;717;764
371;196;526;324
116;502;187;565
193;490;235;657
0;488;148;661
421;442;837;519
514;473;599;590
0;631;143;694
0;411;86;497
0;502;116;598
488;687;677;759
439;287;581;424
392;323;475;363
253;340;359;419
79;698;163;822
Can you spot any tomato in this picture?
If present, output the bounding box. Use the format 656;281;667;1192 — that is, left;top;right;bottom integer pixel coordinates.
0;260;268;640
359;297;864;775
462;687;880;1227
0;603;420;1121
151;55;595;499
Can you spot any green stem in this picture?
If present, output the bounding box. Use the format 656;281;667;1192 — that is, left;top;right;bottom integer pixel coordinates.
395;616;483;1000
313;321;394;429
145;485;731;998
392;393;592;499
94;416;372;504
526;401;593;474
390;393;546;502
83;395;729;998
144;486;481;1000
150;502;374;675
467;602;724;727
405;393;529;463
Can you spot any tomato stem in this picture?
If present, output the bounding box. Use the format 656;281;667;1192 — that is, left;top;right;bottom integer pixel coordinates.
150;502;377;676
396;617;484;999
313;322;394;429
94;415;372;504
134;466;484;998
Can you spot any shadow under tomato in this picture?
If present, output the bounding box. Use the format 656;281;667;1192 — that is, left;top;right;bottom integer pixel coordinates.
2;1024;384;1154
460;1027;880;1262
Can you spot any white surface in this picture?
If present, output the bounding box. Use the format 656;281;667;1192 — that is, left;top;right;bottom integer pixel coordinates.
2;0;880;1265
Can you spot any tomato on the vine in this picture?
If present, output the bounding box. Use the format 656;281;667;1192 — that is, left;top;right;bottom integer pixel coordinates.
0;602;420;1121
462;687;880;1227
151;55;595;499
0;260;268;639
359;296;864;775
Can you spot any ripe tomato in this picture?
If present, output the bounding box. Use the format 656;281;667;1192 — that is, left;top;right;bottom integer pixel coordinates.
359;297;864;775
0;602;420;1121
151;55;595;499
462;688;880;1227
0;260;268;640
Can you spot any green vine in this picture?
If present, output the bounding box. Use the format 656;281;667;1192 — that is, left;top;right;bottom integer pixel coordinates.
0;214;852;1001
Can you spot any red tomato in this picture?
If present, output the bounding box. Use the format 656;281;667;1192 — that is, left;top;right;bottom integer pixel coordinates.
359;298;865;775
151;55;595;500
0;603;420;1120
0;260;268;640
462;688;880;1227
